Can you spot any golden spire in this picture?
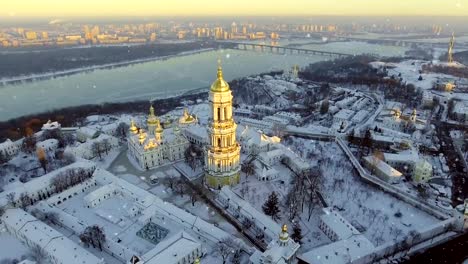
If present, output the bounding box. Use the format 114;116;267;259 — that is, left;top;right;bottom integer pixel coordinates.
217;58;223;79
148;104;158;126
150;104;155;116
211;58;230;92
282;224;288;233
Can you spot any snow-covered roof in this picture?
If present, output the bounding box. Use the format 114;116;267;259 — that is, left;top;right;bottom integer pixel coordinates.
41;120;61;131
320;207;360;241
351;110;369;123
77;127;99;137
83;183;117;205
299;234;374;264
334;109;355;121
36;138;59;150
141;231;200;264
219;186;280;239
383;150;419;163
0;161;95;207
453;101;468;115
1;209;103;264
363;156;403;179
0;139;19;152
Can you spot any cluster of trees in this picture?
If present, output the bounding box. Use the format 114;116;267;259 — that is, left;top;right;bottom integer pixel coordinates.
50;167;95;193
30;209;61;227
165;176;198;206
286;170;324;223
80;225;106;251
184;144;204;170
215;237;242;264
91;139;113;160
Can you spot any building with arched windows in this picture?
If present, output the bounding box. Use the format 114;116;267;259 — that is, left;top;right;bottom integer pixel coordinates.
204;60;241;189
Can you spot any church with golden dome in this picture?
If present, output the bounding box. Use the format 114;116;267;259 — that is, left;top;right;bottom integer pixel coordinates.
127;105;190;170
204;60;241;189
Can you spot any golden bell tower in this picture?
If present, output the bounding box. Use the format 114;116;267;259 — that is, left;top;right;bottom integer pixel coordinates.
204;60;241;189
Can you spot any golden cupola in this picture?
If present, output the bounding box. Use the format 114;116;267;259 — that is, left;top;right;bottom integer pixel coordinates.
210;59;230;92
279;224;289;241
155;119;164;133
147;105;159;125
129;119;138;134
138;129;146;144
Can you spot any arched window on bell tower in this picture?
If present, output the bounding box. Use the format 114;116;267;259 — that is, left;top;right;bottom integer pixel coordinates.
218;138;221;148
217;107;221;121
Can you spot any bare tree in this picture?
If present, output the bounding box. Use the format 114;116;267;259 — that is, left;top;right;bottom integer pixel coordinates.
91;142;103;160
6;192;16;207
115;122;129;141
215;237;238;264
19;193;32;209
101;138;112;155
36;147;48;173
30;245;48;264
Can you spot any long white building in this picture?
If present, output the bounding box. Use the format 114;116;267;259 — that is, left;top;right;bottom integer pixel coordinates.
1;208;104;264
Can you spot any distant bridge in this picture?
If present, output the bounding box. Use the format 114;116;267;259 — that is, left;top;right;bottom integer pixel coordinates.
330;36;468;50
218;41;352;58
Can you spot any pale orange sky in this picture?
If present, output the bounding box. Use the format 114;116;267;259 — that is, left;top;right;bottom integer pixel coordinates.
2;0;467;17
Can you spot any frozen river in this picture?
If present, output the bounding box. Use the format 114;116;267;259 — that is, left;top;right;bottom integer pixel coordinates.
0;41;408;121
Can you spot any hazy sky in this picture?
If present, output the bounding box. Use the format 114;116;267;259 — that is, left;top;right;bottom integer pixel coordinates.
3;0;466;17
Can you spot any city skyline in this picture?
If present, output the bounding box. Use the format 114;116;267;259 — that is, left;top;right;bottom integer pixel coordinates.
3;0;467;18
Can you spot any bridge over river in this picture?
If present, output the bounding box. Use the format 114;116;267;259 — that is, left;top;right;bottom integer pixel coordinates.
217;41;353;58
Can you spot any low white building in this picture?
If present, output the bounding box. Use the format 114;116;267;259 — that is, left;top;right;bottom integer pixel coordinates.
351;110;369;124
36;138;59;153
1;208;104;264
218;186;281;242
76;127;100;143
363;156;403;184
298;234;375;264
453;101;468;120
299;208;375;264
319;207;361;241
0;139;20;158
250;225;300;264
334;109;355;124
239;127;281;156
239;117;274;132
139;231;202;264
383;151;419;176
182;124;209;146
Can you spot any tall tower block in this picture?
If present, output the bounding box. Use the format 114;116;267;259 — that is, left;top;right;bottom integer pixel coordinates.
448;32;455;63
204;60;241;189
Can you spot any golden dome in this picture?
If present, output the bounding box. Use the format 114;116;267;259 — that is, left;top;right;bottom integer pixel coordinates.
155;119;164;133
210;59;230;92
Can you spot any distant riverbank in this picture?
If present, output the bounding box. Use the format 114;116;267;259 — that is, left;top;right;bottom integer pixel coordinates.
0;41;220;81
0;48;215;85
0;89;209;141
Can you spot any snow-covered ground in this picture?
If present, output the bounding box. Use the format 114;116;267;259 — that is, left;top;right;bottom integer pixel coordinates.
370;59;468;91
0;232;32;263
286;138;440;246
